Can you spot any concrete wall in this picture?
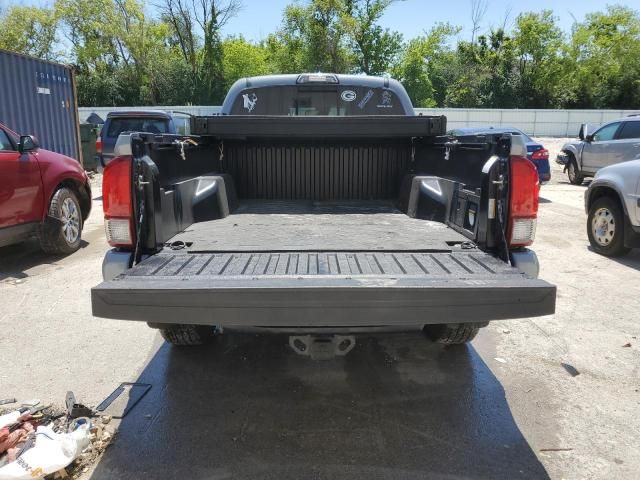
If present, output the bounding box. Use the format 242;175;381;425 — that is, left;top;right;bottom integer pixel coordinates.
78;106;640;137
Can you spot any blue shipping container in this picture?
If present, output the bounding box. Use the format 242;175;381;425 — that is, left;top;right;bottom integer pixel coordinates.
0;49;81;162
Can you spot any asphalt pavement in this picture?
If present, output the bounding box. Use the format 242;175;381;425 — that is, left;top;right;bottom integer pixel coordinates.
1;142;639;479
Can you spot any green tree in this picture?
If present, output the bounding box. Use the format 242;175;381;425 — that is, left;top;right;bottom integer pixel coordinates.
569;5;640;108
268;0;354;73
447;29;517;107
0;5;59;60
222;36;269;90
392;23;458;107
512;10;565;107
342;0;403;75
158;0;241;104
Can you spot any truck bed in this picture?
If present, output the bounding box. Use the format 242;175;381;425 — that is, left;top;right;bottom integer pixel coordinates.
167;201;467;252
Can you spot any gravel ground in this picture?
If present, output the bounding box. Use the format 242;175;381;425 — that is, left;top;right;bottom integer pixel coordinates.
1;141;639;479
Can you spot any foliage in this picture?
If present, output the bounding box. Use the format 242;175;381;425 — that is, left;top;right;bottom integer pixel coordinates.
0;5;59;60
1;1;640;109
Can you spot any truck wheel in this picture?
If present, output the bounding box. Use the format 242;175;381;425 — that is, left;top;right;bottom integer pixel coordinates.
423;322;487;345
587;196;630;257
38;188;83;255
567;158;584;185
159;324;217;346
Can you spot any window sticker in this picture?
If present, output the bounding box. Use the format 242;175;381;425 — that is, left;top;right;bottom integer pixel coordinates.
341;90;357;102
358;89;374;109
377;90;393;108
243;92;258;112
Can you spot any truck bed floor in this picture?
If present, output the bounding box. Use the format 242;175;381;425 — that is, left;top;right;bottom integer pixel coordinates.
168;201;468;252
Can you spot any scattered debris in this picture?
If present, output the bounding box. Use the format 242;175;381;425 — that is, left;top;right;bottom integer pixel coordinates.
540;447;573;452
0;392;118;480
622;342;632;348
65;392;94;419
502;329;511;334
494;357;507;364
95;383;150;419
561;362;580;377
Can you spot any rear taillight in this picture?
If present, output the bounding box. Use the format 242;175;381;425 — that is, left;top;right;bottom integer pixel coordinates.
103;156;134;248
508;155;540;247
531;148;549;160
96;138;102;154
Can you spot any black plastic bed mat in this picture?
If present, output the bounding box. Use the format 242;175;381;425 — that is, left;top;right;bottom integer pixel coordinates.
91;251;556;326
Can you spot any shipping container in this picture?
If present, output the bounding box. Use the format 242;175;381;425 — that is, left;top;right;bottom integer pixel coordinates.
0;49;81;163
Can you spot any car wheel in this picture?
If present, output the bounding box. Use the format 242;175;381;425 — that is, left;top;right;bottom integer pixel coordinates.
587;197;630;257
423;322;488;345
38;188;83;255
159;324;218;346
567;159;584;185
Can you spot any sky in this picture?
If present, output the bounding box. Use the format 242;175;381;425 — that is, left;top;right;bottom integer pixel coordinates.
10;0;640;42
220;0;640;42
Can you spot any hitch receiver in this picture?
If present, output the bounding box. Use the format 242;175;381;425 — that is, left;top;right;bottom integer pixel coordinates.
289;335;356;360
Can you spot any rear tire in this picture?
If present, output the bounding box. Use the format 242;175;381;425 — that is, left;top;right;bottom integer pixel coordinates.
587;196;630;257
38;188;83;255
567;158;584;186
159;324;217;346
423;322;487;345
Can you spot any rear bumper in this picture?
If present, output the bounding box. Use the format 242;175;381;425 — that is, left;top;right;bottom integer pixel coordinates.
93;251;556;327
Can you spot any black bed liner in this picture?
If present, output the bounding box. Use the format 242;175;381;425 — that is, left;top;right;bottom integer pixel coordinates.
166;202;468;252
92;250;556;327
190;115;447;138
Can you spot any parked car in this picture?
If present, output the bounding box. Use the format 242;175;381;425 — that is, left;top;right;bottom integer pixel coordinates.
449;127;551;183
0;122;91;253
557;116;640;185
96;111;191;170
92;73;555;349
584;159;640;257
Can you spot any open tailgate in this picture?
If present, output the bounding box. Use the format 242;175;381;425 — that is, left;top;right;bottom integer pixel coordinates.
92;250;555;327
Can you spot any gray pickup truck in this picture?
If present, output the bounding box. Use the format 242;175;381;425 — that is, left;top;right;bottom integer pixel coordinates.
92;73;555;349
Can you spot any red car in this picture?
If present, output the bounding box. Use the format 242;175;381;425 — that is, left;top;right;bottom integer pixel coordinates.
0;122;91;254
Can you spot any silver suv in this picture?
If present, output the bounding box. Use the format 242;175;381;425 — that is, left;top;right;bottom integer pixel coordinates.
585;159;640;256
557;116;640;185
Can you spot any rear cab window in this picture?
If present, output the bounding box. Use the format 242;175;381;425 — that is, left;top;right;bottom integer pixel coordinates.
230;86;407;116
105;117;170;138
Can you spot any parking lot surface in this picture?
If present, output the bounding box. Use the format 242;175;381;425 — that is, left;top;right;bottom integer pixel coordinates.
1;140;639;479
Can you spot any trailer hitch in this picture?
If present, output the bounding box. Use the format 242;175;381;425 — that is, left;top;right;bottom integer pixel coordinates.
289;335;356;360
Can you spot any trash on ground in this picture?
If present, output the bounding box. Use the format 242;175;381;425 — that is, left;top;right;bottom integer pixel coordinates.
539;447;573;452
622;342;632;348
561;362;580;377
494;357;507;364
0;393;117;480
65;393;94;419
502;329;511;334
95;383;150;419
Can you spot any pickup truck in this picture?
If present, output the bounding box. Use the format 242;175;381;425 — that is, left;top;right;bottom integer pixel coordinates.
91;73;555;349
0;122;91;254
